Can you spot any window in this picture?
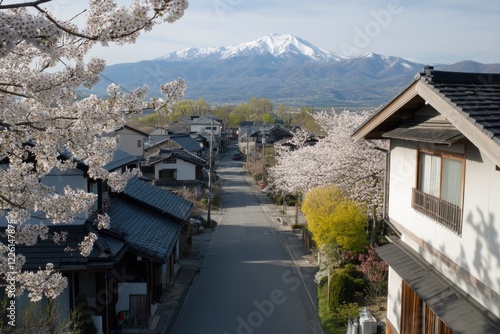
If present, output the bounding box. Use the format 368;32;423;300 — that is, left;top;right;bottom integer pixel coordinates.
89;181;99;213
159;169;176;181
412;150;464;234
137;139;142;147
163;157;176;164
418;151;463;207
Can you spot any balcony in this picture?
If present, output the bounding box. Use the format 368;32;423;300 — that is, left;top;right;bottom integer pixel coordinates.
411;187;462;235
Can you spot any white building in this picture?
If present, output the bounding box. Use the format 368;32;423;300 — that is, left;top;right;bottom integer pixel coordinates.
354;66;500;333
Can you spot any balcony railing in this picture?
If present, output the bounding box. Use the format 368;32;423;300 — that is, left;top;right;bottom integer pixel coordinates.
411;187;462;235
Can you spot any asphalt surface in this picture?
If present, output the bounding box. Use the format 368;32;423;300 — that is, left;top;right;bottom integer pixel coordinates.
161;146;323;334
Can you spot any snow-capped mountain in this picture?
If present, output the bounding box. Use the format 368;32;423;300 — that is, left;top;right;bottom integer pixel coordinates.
90;34;500;107
158;33;341;62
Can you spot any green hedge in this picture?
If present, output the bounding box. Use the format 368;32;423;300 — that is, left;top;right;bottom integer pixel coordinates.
329;269;357;309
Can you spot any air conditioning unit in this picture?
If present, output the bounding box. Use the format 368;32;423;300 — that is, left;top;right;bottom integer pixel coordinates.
347;316;359;334
359;308;377;334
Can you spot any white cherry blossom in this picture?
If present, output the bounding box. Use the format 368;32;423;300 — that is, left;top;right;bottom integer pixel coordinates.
0;0;188;301
268;110;388;218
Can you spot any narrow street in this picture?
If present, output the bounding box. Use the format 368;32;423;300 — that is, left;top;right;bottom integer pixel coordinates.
169;144;323;334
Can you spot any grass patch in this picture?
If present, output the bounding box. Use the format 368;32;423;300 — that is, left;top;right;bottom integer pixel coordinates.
318;284;344;334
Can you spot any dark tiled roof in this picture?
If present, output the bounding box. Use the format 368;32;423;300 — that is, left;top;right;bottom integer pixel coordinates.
190;116;221;125
104;149;139;172
121;125;150;136
421;67;500;146
121;177;193;222
168;134;203;152
0;224;117;271
59;148;138;172
378;241;500;333
108;198;182;261
148;134;203;153
97;231;127;258
155;149;206;166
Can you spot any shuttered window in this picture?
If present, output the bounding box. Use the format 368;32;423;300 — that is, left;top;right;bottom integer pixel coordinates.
401;281;453;334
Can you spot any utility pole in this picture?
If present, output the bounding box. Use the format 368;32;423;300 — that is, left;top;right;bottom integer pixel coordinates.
262;135;266;185
261;131;267;185
246;125;249;161
207;120;213;225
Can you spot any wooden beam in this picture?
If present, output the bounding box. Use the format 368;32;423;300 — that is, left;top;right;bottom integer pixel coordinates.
353;83;419;141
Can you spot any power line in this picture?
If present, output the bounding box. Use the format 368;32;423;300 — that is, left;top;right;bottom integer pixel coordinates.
450;42;500;64
98;73;132;94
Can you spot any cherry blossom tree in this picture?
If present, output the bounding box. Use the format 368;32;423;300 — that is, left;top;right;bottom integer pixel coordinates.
0;0;188;301
268;110;388;218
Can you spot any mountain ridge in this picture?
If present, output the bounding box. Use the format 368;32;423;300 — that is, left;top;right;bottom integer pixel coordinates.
91;34;500;108
157;33;341;62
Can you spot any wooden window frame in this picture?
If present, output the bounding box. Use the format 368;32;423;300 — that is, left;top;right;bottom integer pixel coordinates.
416;148;465;204
413;148;465;235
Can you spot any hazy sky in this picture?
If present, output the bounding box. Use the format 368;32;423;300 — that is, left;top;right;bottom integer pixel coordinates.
72;1;500;65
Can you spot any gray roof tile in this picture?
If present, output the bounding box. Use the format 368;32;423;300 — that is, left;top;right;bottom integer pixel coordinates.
108;198;182;261
104;149;139;172
378;241;500;333
167;134;203;152
0;224;117;271
155;149;206;166
421;68;500;145
122;177;193;222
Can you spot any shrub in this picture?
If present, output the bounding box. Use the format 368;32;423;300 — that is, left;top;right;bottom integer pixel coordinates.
72;295;97;334
352;278;366;293
340;265;365;293
273;194;297;206
342;264;359;278
329;270;356;309
331;302;360;330
252;172;263;181
318;275;328;289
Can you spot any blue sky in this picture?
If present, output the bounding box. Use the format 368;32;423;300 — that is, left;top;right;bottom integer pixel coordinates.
84;0;500;65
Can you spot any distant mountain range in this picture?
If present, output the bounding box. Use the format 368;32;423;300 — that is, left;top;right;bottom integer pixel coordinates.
90;33;500;108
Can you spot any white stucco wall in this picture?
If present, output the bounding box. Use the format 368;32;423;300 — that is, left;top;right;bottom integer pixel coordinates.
115;128;146;157
191;123;220;136
154;158;196;181
388;139;500;317
115;282;147;314
176;159;196;180
386;267;402;333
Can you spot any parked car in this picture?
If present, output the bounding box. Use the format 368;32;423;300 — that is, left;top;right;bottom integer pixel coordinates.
232;153;241;160
189;216;205;234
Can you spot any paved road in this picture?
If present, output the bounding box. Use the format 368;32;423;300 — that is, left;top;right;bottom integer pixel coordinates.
170;145;323;334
